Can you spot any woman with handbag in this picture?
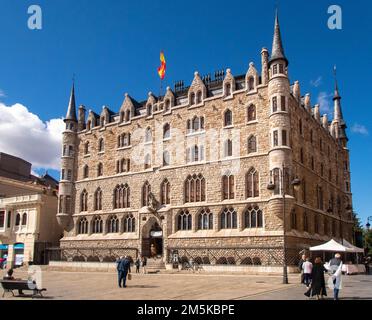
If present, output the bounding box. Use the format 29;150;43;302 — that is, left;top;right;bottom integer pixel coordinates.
304;257;327;300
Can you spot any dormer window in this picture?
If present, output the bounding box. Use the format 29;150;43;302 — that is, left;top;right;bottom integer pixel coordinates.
147;104;153;116
248;77;255;91
279;64;284;74
98;138;104;152
196;91;202;104
273;65;278;75
100;117;105;127
225;83;231;96
190;92;196;105
125;110;130;122
164;99;170;112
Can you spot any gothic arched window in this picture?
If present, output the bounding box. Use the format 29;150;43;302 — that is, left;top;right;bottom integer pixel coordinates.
108;215;119;233
247;135;257;153
196;91;202;104
220;207;237;229
92;216;103;234
98;138;104;152
160;179;170;205
163;150;170;167
190;92;196;105
163;123;170;139
97;163;103;177
142;181;151;207
83;165;89;179
225;83;231;96
113;184;130;209
94;188;102;211
224;109;232;127
244;206;263;228
246;168;259;198
248;76;255;91
247;104;256;122
197;208;213;230
80;189;88;212
21;213;27;226
290;210;297;230
224;139;233;157
222;173;234;200
177;210;192;231
78;217;89;234
184;174;206;203
144;154;151;169
15;213;21;226
123;214;135;233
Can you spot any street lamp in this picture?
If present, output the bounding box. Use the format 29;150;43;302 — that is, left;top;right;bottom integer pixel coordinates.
267;163;301;284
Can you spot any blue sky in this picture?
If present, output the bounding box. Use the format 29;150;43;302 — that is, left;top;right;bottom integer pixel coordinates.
0;0;371;225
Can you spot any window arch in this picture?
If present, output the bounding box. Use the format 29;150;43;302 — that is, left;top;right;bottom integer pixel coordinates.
94;188;103;211
190;92;196;105
244;206;263;228
164;99;170;112
144;154;151;169
196;91;202;104
163;123;170;139
163;150;170;166
192;116;200;131
247;135;257;153
224;109;232;126
224;139;233;157
142;181;151;207
21;213;27;226
271;168;280;195
248;76;255;91
107;215;119;233
84;142;90;155
177;210;192;231
198;208;213;230
80;189;88;212
15;213;21;226
83;165;89;179
222;173;234;200
98;138;104;152
184;174;206;203
97;163;103;177
220;207;237;229
117;158;130;173
225;83;231;96
247;104;256;122
114;184;130;209
246;168;259;198
147;104;153;116
160;179;170;205
125;110;130;122
92;216;103;234
123;214;135;233
145;127;152;143
78;217;89;234
303;211;309;232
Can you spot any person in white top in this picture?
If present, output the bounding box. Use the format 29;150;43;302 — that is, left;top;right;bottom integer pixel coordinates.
302;257;313;287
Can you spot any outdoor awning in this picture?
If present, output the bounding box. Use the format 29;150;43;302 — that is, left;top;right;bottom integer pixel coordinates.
0;244;8;250
13;243;24;249
309;239;354;252
342;239;364;253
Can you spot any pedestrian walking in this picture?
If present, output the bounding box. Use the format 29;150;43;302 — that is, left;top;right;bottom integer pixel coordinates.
135;256;140;274
364;256;371;275
141;256;147;274
304;257;327;300
302;257;313;287
117;256;132;288
326;253;343;300
298;254;306;284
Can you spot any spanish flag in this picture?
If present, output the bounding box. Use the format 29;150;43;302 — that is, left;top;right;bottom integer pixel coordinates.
157;51;166;80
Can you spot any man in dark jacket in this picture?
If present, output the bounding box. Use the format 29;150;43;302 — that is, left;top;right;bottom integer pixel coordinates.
117;256;131;288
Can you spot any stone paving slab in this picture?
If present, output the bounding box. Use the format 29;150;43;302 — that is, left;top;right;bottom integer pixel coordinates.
0;270;370;300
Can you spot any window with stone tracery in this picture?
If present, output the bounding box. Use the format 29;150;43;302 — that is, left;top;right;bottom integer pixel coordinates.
197;208;213;230
177;210;192;231
114;184;130;209
184;174;206;203
244;206;263;228
123;214;135;233
220;207;237;229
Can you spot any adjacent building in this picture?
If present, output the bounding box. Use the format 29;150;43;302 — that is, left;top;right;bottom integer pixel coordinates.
0;153;61;267
56;13;354;268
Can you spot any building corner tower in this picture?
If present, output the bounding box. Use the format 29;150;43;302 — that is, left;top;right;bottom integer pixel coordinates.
57;83;78;233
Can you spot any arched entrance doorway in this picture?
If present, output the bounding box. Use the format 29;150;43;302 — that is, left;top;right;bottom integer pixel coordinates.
141;218;163;258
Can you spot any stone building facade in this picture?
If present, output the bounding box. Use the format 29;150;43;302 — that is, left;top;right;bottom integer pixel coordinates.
56;13;354;267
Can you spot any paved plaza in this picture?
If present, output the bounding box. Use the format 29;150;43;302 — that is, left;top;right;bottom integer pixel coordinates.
0;269;371;300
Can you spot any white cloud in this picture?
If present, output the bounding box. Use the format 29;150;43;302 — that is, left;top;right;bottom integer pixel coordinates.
0;103;65;171
310;76;322;88
317;91;333;115
351;123;369;136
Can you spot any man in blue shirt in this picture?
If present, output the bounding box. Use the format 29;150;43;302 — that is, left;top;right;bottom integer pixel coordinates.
117;256;131;288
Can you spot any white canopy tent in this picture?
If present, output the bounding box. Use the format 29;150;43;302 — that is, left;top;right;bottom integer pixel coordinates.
309;239;354;252
342;239;364;253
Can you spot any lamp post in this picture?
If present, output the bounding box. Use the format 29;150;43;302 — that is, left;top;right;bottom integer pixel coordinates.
366;217;372;254
267;163;301;284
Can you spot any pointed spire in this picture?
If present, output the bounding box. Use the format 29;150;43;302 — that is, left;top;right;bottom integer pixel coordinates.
65;80;77;122
269;9;288;66
333;65;341;100
332;66;344;121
